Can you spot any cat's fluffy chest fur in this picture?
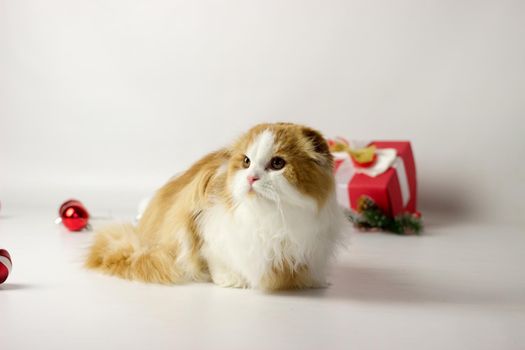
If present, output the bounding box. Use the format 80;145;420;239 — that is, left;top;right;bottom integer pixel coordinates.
199;195;342;289
86;123;347;291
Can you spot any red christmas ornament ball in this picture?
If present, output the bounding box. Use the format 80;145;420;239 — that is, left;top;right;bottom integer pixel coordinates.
0;249;12;284
59;199;90;231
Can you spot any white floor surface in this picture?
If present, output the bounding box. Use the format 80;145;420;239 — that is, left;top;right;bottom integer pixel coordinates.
1;207;524;350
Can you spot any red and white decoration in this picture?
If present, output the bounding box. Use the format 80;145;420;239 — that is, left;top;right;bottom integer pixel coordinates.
57;199;90;231
332;140;418;217
0;249;12;284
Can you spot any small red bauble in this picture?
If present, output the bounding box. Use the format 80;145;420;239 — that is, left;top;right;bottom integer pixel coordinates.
59;199;90;231
0;249;12;284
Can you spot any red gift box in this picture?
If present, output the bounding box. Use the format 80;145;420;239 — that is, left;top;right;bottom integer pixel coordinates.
333;141;417;217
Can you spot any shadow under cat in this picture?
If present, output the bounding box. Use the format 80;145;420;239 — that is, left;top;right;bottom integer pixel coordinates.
273;264;524;308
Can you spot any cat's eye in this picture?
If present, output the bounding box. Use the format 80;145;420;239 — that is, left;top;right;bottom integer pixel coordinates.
242;156;251;168
269;157;286;170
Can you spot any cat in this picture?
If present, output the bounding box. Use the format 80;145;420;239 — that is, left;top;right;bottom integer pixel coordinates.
86;122;347;290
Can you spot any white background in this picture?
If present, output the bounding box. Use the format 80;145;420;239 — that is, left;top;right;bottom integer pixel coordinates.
1;2;525;349
1;0;524;223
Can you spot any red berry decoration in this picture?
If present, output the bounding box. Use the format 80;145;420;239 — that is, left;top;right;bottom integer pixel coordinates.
0;249;12;284
59;199;90;231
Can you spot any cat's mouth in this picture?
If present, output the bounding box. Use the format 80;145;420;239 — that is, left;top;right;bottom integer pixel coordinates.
248;184;278;202
249;182;263;194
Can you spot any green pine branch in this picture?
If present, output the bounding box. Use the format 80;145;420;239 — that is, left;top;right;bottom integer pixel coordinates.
347;196;423;235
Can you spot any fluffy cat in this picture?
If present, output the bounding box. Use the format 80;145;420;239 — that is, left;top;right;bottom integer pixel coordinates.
86;123;346;290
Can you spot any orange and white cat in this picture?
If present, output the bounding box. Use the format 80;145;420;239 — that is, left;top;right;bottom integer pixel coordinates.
86;123;346;290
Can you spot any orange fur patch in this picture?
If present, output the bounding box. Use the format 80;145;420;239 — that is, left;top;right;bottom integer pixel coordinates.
260;263;315;291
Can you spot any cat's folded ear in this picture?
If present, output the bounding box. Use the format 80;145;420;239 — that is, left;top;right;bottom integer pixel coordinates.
301;127;333;166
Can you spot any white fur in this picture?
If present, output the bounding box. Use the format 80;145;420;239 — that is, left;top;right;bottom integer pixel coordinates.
198;130;347;289
199;194;345;288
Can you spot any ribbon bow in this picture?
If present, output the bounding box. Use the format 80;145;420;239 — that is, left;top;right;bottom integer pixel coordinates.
327;137;377;167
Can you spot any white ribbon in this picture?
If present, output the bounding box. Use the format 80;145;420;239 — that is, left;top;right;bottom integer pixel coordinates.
355;148;397;177
393;157;410;207
0;255;12;274
333;152;355;209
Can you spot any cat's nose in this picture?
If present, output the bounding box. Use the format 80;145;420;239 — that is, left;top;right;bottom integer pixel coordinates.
247;175;260;185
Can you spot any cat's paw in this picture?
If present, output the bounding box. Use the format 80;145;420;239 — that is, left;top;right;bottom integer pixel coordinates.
306;279;329;289
211;270;249;289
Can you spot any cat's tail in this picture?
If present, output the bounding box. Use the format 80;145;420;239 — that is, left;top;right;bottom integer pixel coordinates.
85;223;182;284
